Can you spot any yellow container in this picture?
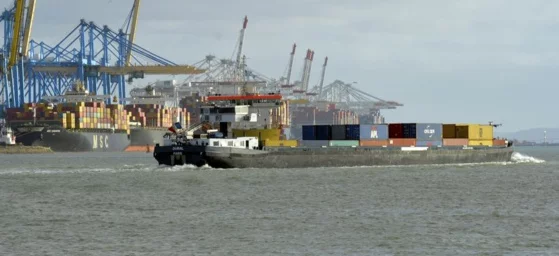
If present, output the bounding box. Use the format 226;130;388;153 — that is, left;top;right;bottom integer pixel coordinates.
468;124;493;140
468;139;493;146
262;140;298;147
232;129;245;138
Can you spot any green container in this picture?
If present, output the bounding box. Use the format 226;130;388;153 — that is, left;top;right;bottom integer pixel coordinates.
328;140;359;147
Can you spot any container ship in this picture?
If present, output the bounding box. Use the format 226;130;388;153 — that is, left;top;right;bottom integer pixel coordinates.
123;85;191;152
4;83;130;152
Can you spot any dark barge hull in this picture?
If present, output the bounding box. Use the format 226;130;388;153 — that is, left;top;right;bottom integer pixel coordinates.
154;145;515;168
153;144;207;166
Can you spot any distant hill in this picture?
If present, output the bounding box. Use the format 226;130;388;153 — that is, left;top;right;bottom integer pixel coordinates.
495;128;559;143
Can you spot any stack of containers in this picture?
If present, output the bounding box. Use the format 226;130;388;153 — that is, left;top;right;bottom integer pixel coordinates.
467;124;494;146
442;124;467;146
415;123;443;147
388;123;416;146
7;102;131;132
126;104;192;129
300;125;330;147
359;124;389;146
125;105;147;127
329;124;359;147
335;124;360;146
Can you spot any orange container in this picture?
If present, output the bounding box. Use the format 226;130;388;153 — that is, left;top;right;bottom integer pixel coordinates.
359;139;389;147
493;139;506;146
443;138;469;146
388;138;416;147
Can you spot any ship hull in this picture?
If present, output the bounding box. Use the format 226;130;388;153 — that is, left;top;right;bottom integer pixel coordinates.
154;145;514;169
129;128;168;146
15;126;130;152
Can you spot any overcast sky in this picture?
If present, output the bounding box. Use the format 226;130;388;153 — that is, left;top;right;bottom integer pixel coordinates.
4;0;559;131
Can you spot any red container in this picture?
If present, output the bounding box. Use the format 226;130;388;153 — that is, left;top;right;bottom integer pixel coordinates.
389;138;416;147
388;123;404;138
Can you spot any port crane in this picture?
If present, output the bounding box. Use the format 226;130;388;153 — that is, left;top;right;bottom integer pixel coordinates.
177;16;271;96
1;0;207;106
0;0;36;108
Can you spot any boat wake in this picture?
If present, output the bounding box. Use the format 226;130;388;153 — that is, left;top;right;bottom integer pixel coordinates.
510;152;545;164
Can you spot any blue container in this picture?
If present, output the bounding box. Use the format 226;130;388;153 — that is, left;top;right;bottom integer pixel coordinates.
402;123;417;138
345;124;360;140
415;140;443;147
302;125;316;140
315;125;332;140
416;123;443;141
0;104;5;119
360;124;388;139
331;125;346;140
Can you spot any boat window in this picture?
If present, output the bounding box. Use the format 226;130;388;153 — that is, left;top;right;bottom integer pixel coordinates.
241;141;245;146
228;141;234;147
213;141;219;146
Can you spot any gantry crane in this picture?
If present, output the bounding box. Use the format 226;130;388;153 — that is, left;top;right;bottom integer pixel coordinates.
26;1;205;104
1;0;36;107
7;0;25;71
0;0;206;107
125;0;140;67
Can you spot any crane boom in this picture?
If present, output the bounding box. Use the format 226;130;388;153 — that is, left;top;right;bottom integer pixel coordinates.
317;56;328;99
8;0;26;69
21;0;35;57
125;0;140;67
235;16;248;66
286;43;296;85
32;65;206;75
302;50;314;91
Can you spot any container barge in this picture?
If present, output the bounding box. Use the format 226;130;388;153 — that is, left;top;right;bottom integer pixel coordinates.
153;97;514;168
153;122;513;168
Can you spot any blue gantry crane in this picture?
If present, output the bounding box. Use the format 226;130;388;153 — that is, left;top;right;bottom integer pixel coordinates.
0;0;204;108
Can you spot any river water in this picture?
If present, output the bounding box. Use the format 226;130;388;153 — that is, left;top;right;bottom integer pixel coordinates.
0;146;557;255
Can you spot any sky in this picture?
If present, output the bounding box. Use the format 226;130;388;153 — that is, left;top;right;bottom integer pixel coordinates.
3;0;559;132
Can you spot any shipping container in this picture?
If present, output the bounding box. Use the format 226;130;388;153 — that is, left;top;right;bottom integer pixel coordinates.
442;124;456;138
388;138;416;147
300;140;329;147
415;123;442;141
359;124;388;140
468;139;493;146
329;140;359;147
302;125;316;140
315;125;331;140
443;138;468;146
493;139;507;146
359;139;389;147
402;123;417;138
468;124;493;140
262;139;298;147
345;124;360;140
331;125;346;140
388;123;404;138
415;140;443;147
456;125;469;138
